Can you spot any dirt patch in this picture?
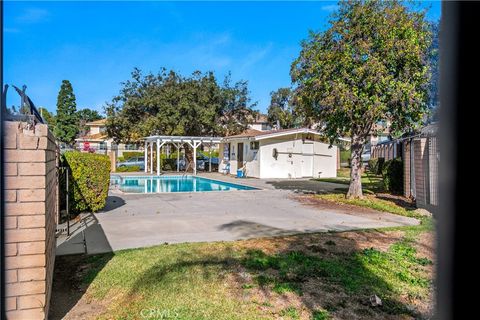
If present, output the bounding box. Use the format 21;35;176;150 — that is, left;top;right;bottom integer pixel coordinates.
375;193;417;211
228;230;430;319
233;230;405;257
49;255;109;320
292;194;399;218
413;232;435;263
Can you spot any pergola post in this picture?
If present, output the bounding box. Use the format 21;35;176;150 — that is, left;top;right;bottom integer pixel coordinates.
156;140;167;176
173;142;181;172
150;142;153;174
193;143;197;175
209;143;212;172
156;139;160;176
186;140;202;176
144;142;148;173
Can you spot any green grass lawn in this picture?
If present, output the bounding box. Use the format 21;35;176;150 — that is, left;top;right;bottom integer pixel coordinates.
53;220;434;320
316;193;421;218
314;168;385;193
52;167;434;319
312;168;431;219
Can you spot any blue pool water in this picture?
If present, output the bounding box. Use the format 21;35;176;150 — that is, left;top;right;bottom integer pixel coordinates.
110;175;257;193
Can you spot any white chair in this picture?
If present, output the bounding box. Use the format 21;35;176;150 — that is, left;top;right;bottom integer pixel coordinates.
222;162;230;175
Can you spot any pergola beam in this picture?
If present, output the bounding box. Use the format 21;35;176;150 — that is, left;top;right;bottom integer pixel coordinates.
142;135;222;176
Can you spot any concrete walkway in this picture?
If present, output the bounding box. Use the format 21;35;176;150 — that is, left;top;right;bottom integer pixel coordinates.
56;174;419;255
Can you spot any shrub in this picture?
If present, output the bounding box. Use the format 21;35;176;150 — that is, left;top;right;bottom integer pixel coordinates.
122;151;143;160
62;151;111;213
369;157;385;175
368;158;378;173
382;158;403;194
376;157;385;175
162;159;177;171
340;150;351;163
117;165;141;172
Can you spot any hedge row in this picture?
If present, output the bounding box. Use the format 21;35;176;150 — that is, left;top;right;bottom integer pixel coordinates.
382;158;403;194
62;151;111;213
122;151;144;160
368;157;385;175
117;165;141;172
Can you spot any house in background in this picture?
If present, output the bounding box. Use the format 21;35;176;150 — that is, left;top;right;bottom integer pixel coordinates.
75;119;142;157
361;120;392;164
219;128;337;179
248;114;272;131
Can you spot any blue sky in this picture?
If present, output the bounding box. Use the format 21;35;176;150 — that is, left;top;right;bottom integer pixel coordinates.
4;1;441;114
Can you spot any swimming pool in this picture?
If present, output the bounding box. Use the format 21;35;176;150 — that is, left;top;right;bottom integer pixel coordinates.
110;175;257;193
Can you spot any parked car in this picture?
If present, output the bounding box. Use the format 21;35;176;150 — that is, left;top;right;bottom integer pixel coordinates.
361;150;371;165
198;155;219;171
117;156;145;170
176;155;219;171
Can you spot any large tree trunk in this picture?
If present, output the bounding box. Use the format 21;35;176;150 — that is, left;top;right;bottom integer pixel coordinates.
347;138;364;199
185;146;194;172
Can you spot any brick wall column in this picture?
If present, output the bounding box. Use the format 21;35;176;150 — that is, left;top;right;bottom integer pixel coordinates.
4;121;58;320
413;137;428;208
403;140;411;198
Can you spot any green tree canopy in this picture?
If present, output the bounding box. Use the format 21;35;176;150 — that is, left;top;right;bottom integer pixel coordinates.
54;80;79;144
77;108;104;136
267;88;296;129
291;0;432;198
38;107;56;127
105;68;257;143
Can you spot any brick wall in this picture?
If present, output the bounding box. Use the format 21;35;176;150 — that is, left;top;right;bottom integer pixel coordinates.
413;138;428;208
4;121;58;320
403;140;411;198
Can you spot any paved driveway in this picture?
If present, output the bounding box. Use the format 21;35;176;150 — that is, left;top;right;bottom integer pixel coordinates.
56;174;418;255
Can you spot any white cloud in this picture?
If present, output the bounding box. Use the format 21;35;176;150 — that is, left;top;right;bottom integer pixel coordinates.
239;43;273;71
16;8;50;24
321;4;338;12
4;28;20;33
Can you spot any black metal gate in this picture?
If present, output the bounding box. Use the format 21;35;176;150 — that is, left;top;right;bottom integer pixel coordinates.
57;166;72;235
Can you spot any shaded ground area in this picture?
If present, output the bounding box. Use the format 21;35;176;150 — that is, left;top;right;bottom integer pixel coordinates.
56;189;417;254
50;222;434;320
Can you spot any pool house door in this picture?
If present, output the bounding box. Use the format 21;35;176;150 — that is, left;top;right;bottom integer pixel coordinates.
237;143;244;168
301;142;314;177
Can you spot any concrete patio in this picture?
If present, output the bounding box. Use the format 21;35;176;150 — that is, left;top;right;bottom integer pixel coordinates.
56;173;419;255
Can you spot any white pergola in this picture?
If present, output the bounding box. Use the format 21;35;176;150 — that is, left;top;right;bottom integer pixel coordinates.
143;135;223;175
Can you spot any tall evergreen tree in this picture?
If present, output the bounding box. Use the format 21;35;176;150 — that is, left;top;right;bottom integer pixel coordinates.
54;80;79;144
38;107;56;127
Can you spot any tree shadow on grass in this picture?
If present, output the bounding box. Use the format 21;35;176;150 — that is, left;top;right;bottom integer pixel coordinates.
116;225;431;319
375;194;417;211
